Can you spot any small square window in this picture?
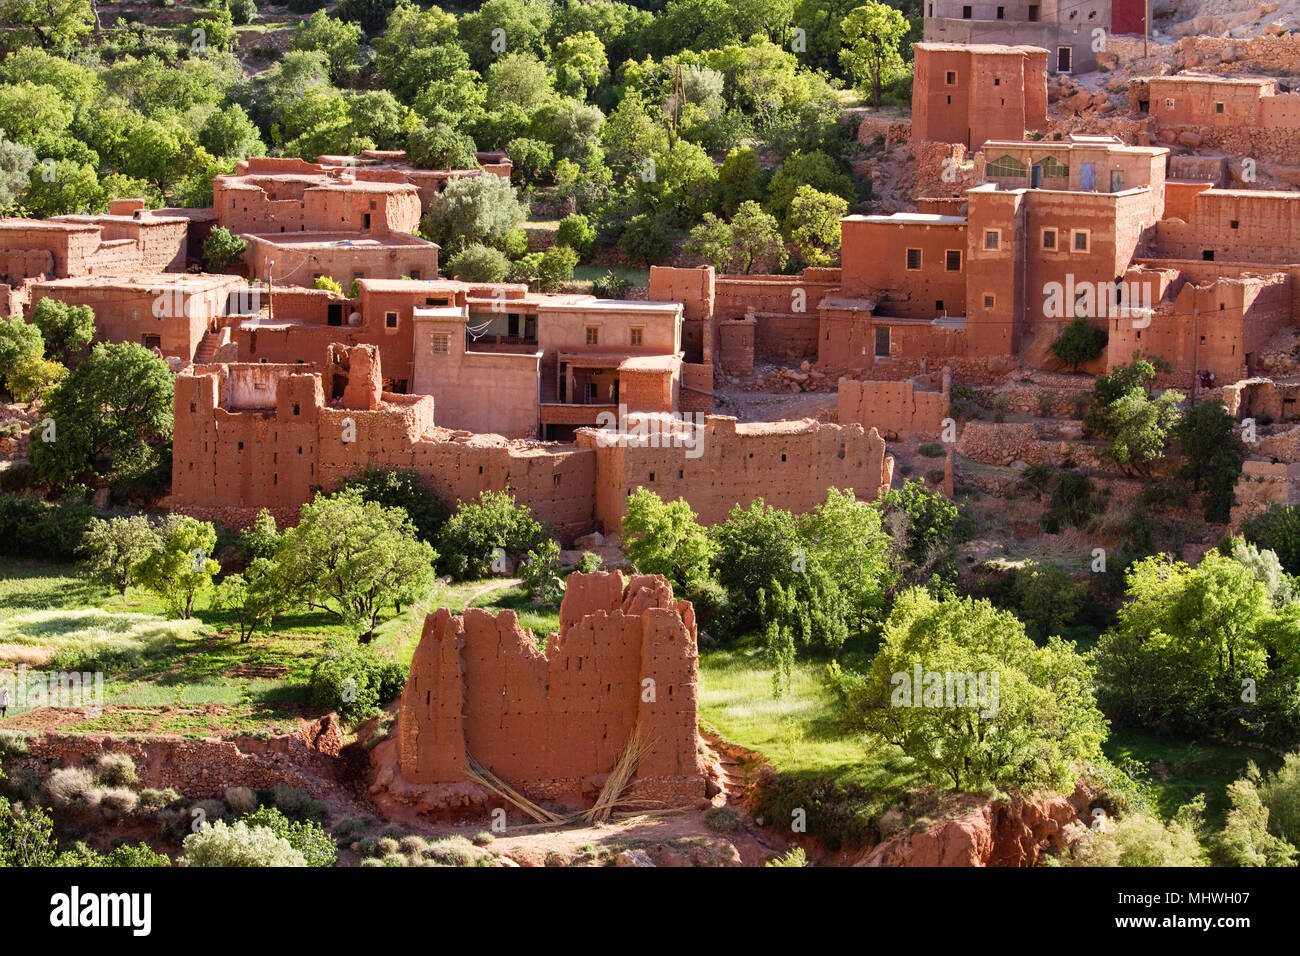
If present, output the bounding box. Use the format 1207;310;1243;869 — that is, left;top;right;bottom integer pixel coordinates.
1215;102;1225;114
994;77;1001;86
1042;228;1057;250
945;70;957;85
385;311;398;328
984;230;1000;251
1165;98;1175;109
905;248;922;270
1230;220;1239;229
630;327;643;346
945;249;962;271
935;300;945;312
1073;230;1090;252
983;294;995;309
585;326;599;345
431;332;450;354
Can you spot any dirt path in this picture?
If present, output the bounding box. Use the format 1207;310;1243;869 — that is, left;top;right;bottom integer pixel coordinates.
456;578;523;610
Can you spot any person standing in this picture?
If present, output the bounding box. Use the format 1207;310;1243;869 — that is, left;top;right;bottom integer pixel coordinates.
0;684;9;718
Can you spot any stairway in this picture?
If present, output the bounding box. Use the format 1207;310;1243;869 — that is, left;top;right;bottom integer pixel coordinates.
193;330;222;365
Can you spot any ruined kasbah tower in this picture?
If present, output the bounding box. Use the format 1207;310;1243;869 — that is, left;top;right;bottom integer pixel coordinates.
370;572;707;818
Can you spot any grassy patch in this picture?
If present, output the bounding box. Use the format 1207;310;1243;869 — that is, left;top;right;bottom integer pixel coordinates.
572;264;650;290
1103;728;1281;829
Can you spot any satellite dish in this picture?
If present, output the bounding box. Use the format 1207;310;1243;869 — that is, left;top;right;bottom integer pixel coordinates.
348;311;361;327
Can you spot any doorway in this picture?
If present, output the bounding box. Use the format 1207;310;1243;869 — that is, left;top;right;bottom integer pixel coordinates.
1056;46;1072;73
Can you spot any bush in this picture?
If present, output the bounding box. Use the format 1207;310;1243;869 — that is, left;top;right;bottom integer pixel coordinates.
94;753;138;788
334;466;446;545
244;806;336;867
422;835;480;866
314;275;343;295
591;271;632;298
308;638;408;724
224;786;258;815
445;243;511;282
765;847;807;867
438;489;544;579
182;820;307;867
556;214;595;256
42;766;98;812
97;787;139;819
139;787;181;811
704;807;741;833
272;783;327;821
917;442;945;458
576;551;601;573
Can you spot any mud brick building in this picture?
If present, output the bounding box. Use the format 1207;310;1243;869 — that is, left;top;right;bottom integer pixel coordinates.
923;0;1147;75
26;273;247;365
315;149;514;212
170;346;890;538
214;157;439;285
387;572;706;809
911;43;1049;150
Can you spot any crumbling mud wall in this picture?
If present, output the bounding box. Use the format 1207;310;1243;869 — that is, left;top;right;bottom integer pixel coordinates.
838;372;951;440
378;573;706;814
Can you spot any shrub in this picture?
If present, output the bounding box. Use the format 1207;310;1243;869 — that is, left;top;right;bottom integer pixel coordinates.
704;807;742;833
97;787;140;819
272;783;327;821
224;786;258;815
445;243;511;282
422;836;480;866
556;214;595;256
313;275;343;295
139;787;181;810
42;766;98;812
591;271;631;298
1050;317;1108;372
182;820;307;867
472;830;495;846
0;730;29;757
94;753;138;788
576;551;601;573
765;847;807;867
1068;799;1206;867
438;489;545;579
331;816;368;845
376;836;401;857
244;806;337;867
308;638;408;724
916;442;945;458
398;835;427;856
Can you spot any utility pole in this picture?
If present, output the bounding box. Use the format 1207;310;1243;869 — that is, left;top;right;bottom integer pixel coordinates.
1190;295;1199;406
267;259;274;324
1144;0;1150;58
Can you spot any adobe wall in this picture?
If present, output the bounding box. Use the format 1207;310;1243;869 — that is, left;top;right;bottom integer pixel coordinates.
912;45;1047;152
388;572;705;810
713;271;838;363
678;362;713;414
577;415;890;534
842;217;968;319
838;372;951;440
16;727;340;802
172;361;596;538
717;315;755;374
649;265;714;363
1155;190;1300;265
243;234;439;288
957;420;1102;468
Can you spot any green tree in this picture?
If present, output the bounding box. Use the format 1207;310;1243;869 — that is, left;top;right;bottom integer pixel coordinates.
1175;399;1243;524
334;465;446;545
0;315;43;396
0;0;93;51
556;213;595;256
29;343;173;489
211;559;284;642
203;226;247;272
504;137;554;187
421;173;527;254
437;489;544;579
880;478;967;588
553;31;608;96
800;488;894;637
521;538;564;605
844;589;1107;791
534;245;578;292
716;146;763;217
1242;504;1300;577
619;213;673;268
765;149;853;223
1012;560;1085;640
1086;360;1182;478
684;214;734;272
621;488;716;591
275;489;439;641
0;137;34;212
785;185;847;266
293;10;365;85
711;498;851;691
1213;765;1297;867
1092;553;1275;734
30;298;94;364
729;201;787;274
79;514;155;596
445;243;511;282
23;160;104;218
135;515;219;619
243;807;337;867
839;2;909;109
406;123;479;170
1049;317;1108;372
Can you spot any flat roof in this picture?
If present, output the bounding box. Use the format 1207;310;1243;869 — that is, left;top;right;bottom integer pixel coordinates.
981;139;1167;156
33;273;243;292
0;217;99;232
915;41;1046;54
1146;74;1274;87
243;233;435;248
538;299;681;313
845;213;967;225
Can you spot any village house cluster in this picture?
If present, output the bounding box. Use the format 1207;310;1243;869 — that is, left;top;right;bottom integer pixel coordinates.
4;38;1300;536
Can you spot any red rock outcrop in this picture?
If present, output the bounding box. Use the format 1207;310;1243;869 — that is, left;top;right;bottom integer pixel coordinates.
855;784;1094;867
